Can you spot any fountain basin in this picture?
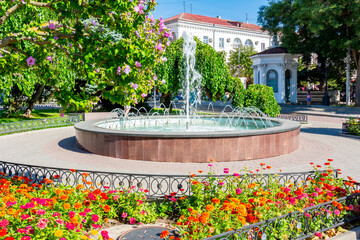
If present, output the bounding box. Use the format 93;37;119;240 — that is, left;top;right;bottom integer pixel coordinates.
75;116;300;162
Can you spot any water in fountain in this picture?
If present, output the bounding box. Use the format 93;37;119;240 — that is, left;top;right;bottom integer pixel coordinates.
182;31;202;124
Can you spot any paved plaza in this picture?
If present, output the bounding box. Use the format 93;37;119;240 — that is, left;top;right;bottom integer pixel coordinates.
1;105;360;181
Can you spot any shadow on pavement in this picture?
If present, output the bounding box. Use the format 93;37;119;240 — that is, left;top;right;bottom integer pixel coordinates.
58;136;90;154
301;127;342;136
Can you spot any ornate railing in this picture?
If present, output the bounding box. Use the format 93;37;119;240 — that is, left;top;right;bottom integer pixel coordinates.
0;160;357;239
0;113;84;135
204;192;360;240
0;160;336;199
277;114;308;124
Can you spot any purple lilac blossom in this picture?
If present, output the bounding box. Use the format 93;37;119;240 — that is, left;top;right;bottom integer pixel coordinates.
54;36;58;40
131;83;138;90
161;79;166;84
135;61;142;68
46;56;52;62
92;20;97;26
156;43;163;51
134;4;144;14
153;76;157;80
124;65;131;75
141;93;147;98
48;21;55;30
26;56;36;66
117;66;121;75
161;57;167;62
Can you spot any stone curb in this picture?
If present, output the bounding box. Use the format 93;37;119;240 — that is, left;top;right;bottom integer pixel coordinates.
329;226;360;239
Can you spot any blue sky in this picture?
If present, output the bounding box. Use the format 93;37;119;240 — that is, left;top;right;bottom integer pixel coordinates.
152;0;270;25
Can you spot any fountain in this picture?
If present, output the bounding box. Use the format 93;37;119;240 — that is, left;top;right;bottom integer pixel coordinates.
75;32;300;162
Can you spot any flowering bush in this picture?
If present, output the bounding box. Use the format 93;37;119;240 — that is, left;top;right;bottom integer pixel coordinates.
345;118;360;136
0;172;158;239
161;160;359;239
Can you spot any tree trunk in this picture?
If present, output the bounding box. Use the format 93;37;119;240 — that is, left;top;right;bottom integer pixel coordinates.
23;84;45;117
352;50;360;106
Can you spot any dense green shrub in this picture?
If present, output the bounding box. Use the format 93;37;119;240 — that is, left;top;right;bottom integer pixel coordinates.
230;77;246;107
244;85;281;117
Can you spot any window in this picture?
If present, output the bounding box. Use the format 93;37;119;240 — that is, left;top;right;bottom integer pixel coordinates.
219;38;224;48
267;70;278;92
233;38;241;49
261;43;265;51
244;39;253;48
203;36;209;44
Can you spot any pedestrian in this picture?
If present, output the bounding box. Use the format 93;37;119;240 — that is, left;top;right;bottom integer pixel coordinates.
306;89;311;107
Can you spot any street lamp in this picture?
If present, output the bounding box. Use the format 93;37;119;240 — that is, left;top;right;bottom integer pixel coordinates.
318;60;335;106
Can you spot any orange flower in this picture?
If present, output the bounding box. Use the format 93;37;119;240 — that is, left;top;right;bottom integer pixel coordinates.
63;203;71;210
160;230;170;239
260;163;265;166
208;227;215;233
198;170;203;173
74;202;82;209
60;194;69;201
82;173;89;177
103;205;111;213
266;166;272;169
69;169;76;172
205;205;215;212
190;174;196;178
209;159;214;162
211;198;220;204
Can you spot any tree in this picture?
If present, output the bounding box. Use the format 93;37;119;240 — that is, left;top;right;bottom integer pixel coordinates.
227;46;257;85
258;0;360;105
0;0;171;116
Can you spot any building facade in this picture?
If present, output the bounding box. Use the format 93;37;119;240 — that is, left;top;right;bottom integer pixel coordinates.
164;13;273;57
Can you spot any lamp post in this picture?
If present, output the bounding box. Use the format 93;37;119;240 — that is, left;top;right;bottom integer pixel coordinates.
319;60;335;106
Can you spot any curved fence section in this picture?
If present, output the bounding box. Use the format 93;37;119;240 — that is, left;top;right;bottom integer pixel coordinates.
0;113;84;135
0;160;336;199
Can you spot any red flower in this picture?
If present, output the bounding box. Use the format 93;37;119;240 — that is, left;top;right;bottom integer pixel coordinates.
0;228;7;237
69;169;76;172
160;230;170;239
328;159;333;162
316;165;321;168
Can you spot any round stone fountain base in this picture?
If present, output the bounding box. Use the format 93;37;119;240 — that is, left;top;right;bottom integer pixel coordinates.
75;118;300;162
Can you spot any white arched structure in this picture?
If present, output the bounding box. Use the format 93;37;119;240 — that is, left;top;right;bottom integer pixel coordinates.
250;47;301;104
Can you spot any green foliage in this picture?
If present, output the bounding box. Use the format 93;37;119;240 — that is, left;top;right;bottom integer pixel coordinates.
230;77;246;108
156;37;235;101
346;118;360;136
258;0;360;105
0;0;171;114
227;46;257;84
244;85;280;117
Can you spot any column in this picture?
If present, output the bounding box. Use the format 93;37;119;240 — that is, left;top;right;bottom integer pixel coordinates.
278;63;285;103
259;64;267;85
252;65;258;84
290;64;299;103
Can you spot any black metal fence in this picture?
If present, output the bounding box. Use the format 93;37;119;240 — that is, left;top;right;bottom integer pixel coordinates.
0;113;84;135
0;160;337;199
277;114;308;124
0;160;358;239
204;192;360;240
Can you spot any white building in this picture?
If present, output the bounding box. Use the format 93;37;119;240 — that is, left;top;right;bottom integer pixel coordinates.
250;47;301;104
164;13;273;57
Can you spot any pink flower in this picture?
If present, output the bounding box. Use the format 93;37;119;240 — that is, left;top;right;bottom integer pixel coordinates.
84;208;91;213
129;217;136;224
315;232;322;237
153;76;157;81
135;61;142;68
21;236;31;240
21;214;30;220
224;168;229;174
134;4;144;14
305;213;311;217
26;56;36;66
36;209;45;215
113;195;120;200
46;56;52;62
91;214;99;222
233;173;239;177
161;79;166;84
208;164;213;167
69;211;75;218
141;93;147;98
101;230;110;240
236;188;242;195
170;197;177;202
79;212;86;217
0;219;9;228
52;212;61;217
121;212;128;218
284;187;291;193
334;209;340;215
124;65;131;75
219;181;224;186
289;197;296;205
315;187;321;193
131;83;138;90
117;66;121;75
311;192;318;197
18;228;27;233
349;204;354;210
36;219;48;229
65;221;75;230
161;57;167;62
156;43;163;51
55;219;64;225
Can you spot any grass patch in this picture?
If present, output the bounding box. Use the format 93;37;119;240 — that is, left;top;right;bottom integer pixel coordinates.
0;109;63;124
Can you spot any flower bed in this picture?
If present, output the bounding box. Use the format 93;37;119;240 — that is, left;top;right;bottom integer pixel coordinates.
0;160;358;240
343;118;360;135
